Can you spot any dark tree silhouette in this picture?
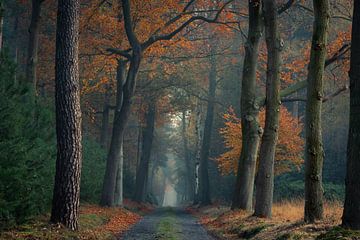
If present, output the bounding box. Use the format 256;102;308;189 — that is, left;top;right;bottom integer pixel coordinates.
342;0;360;230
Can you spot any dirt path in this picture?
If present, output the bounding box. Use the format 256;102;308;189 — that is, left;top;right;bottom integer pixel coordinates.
120;208;215;240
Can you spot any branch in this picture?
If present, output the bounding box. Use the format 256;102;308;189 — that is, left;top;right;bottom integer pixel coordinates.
258;43;351;106
324;43;351;66
278;0;296;14
322;85;349;103
106;48;132;59
121;0;141;50
142;0;235;50
281;85;349;103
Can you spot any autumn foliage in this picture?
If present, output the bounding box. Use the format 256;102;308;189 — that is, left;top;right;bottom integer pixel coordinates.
216;107;304;176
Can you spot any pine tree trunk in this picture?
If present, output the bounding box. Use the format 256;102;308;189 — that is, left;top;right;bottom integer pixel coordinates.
232;0;263;211
254;0;282;218
304;0;330;223
199;53;217;206
342;0;360;230
50;0;81;230
26;0;43;93
100;60;128;207
133;102;156;202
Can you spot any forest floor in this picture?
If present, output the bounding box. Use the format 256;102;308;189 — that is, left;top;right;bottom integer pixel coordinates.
0;199;154;240
189;199;360;240
121;207;214;240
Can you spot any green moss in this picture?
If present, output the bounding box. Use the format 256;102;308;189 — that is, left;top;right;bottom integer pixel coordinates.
79;213;108;229
276;232;303;240
316;226;360;240
156;211;180;240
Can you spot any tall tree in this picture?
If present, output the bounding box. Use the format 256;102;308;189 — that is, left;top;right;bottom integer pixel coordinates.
254;0;282;218
181;110;194;202
232;0;263;211
342;0;360;230
304;0;330;223
100;60;128;207
133;101;156;202
199;52;217;206
26;0;45;93
50;0;82;230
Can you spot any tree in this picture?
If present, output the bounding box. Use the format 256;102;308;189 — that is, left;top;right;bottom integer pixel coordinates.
26;0;45;93
50;0;82;230
304;0;330;223
216;107;303;176
133;101;156;202
199;49;217;206
254;0;282;218
342;0;360;230
100;59;128;207
232;0;263;211
181;110;194;202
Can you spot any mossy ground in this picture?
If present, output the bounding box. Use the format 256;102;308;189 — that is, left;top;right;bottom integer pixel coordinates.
0;203;146;240
189;200;360;240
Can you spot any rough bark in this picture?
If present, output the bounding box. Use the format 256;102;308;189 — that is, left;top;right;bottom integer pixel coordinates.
100;87;111;148
254;0;282;218
133;102;156;203
342;0;360;230
100;60;128;207
304;0;330;223
26;0;44;93
232;0;263;211
50;0;81;230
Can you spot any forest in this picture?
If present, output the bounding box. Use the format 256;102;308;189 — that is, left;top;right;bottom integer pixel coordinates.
0;0;359;239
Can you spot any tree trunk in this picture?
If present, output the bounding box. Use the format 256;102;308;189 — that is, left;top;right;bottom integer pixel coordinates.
100;60;128;207
342;0;360;230
193;103;202;205
304;0;330;223
114;138;123;206
133;102;156;203
50;0;81;230
254;0;282;218
26;0;43;93
182;110;194;202
101;0;142;206
100;87;111;148
199;53;217;206
232;0;263;211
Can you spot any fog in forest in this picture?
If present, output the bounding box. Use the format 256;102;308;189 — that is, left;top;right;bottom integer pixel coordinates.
1;0;360;239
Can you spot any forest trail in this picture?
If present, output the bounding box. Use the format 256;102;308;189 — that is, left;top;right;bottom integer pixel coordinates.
120;208;215;240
